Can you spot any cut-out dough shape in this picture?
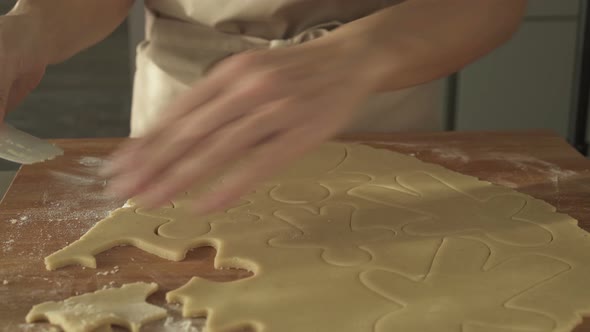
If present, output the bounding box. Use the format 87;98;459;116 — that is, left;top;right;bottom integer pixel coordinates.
269;204;395;266
351;172;553;246
136;198;258;239
229;173;373;220
268;172;372;207
362;233;443;281
269;181;331;204
361;238;569;332
26;282;166;332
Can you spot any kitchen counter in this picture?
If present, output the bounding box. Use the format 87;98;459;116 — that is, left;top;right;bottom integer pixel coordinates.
1;131;590;331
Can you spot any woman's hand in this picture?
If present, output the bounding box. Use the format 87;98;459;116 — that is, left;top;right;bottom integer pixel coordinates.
103;37;376;214
0;13;48;120
0;0;137;120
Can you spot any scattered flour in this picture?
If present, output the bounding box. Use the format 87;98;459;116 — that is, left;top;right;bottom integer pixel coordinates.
17;323;60;332
49;170;102;186
161;316;202;332
78;156;105;167
160;303;205;332
101;281;118;290
96;266;120;276
5;215;30;227
3;279;8;285
482;152;578;180
3;238;15;252
430;147;470;163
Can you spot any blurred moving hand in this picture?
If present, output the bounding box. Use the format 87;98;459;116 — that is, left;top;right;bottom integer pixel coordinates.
103;41;376;214
0;0;134;121
102;0;527;215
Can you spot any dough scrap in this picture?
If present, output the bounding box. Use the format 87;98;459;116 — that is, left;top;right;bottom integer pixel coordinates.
26;282;166;332
44;142;590;331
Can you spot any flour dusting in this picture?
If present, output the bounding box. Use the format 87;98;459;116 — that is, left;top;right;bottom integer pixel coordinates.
155;303;205;332
161;316;202;332
5;216;30;227
96;265;120;276
100;281;118;290
49;170;102;186
483;152;578;180
78;156;105;167
430;147;470;163
2;239;15;253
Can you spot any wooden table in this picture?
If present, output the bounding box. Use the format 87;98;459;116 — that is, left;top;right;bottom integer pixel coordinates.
1;130;590;331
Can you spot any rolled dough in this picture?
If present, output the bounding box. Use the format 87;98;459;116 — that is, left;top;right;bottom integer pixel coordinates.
43;143;590;332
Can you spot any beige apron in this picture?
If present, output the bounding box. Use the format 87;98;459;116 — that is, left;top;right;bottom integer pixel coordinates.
131;0;444;137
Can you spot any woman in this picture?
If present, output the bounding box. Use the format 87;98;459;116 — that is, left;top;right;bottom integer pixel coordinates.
2;0;527;213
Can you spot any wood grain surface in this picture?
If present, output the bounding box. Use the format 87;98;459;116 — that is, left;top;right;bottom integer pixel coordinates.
1;130;589;331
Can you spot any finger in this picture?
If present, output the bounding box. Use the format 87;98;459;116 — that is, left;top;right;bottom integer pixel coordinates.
118;54;256;153
102;67;271;178
193;122;336;215
100;77;223;178
161;52;300;145
144;78;224;136
158;69;287;142
134;101;298;207
105;50;299;179
99;137;143;177
188;88;358;214
104;69;289;189
104;95;249;198
104;119;210;199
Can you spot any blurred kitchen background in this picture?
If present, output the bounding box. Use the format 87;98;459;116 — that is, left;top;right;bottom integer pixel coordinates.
0;0;588;163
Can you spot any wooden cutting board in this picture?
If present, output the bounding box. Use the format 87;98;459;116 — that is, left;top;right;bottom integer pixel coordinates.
1;131;589;331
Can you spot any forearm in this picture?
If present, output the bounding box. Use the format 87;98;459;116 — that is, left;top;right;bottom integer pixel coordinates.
8;0;134;64
326;0;527;92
